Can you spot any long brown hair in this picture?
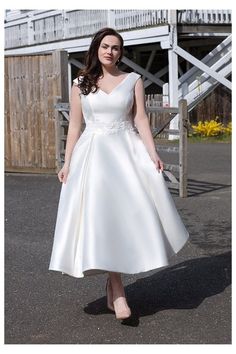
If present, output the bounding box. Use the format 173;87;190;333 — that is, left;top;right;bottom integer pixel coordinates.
77;27;124;95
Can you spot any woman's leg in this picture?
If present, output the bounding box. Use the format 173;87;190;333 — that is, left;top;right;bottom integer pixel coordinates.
108;272;126;299
108;271;131;318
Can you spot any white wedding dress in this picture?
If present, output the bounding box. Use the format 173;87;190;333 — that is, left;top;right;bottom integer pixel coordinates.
49;72;189;278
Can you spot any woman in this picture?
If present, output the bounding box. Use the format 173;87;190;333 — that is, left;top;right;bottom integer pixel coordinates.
49;27;189;320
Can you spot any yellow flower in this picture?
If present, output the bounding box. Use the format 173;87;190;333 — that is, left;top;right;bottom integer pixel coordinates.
222;122;232;135
191;119;231;137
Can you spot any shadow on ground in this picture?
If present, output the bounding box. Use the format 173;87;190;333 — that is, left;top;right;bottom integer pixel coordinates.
84;251;231;326
167;178;231;197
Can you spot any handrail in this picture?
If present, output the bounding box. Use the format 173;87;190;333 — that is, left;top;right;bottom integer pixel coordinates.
4;9;231;49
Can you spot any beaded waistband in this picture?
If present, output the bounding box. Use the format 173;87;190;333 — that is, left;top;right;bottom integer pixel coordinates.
84;120;136;135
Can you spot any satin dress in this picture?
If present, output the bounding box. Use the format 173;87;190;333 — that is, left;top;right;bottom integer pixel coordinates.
49;72;189;278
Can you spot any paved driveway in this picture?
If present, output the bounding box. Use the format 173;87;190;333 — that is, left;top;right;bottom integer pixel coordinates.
5;142;231;344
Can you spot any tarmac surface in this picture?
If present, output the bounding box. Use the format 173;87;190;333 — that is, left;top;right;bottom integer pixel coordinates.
5;142;231;344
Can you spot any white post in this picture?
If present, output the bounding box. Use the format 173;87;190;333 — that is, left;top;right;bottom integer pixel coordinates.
168;10;179;140
62;10;68;39
162;83;169;107
107;10;115;28
27;13;34;45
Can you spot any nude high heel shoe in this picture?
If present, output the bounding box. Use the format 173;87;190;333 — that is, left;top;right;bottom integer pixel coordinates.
106;278;114;312
113;296;131;320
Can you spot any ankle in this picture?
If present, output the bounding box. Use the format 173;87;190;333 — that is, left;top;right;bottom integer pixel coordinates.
113;291;126;301
110;282;125;297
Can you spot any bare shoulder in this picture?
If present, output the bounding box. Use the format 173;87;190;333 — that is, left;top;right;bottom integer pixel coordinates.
72;77;83;96
134;74;143;88
72;84;82;96
134;75;145;98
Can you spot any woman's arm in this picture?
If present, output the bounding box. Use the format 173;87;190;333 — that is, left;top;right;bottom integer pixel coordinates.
64;84;83;167
133;78;164;171
58;84;83;183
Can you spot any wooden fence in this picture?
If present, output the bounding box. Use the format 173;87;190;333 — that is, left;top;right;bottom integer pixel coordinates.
54;98;188;197
148;100;188;198
5;50;69;173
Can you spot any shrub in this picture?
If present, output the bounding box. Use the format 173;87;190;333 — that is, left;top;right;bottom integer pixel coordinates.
192;119;231;137
222;121;232;135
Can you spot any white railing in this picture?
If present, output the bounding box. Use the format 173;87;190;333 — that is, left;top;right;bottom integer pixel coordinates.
177;9;231;24
114;9;168;29
4;9;232;49
4;9;169;49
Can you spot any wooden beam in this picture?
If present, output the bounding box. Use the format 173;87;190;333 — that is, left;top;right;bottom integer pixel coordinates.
177;24;232;34
69;58;85;69
122;56;164;87
179;35;231;85
175;44;232;89
179;38;229;47
146;107;178;113
179;99;188;198
145;49;156;72
168;10;179;139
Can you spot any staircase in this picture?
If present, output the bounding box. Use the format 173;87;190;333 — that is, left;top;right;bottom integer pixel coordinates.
179;35;232;112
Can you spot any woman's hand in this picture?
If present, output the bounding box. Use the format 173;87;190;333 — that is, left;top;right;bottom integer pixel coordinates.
58;163;70;184
150;153;164;173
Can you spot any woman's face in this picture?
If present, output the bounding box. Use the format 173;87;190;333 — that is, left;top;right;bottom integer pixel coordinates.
98;35;122;67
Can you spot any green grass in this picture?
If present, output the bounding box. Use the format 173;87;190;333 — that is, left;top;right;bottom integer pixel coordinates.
187;134;231;143
153;134;231;145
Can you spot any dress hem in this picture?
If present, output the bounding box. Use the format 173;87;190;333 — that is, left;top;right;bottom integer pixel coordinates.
49;237;189;279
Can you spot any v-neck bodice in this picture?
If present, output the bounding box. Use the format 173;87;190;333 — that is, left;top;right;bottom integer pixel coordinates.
97;72;132;95
73;72;141;135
